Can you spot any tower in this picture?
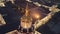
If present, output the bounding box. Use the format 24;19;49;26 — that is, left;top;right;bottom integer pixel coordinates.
20;3;33;33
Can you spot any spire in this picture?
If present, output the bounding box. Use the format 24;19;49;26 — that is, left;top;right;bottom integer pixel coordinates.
25;3;29;16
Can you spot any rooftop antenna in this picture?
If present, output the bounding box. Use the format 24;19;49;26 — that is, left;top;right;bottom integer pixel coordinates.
25;3;29;16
